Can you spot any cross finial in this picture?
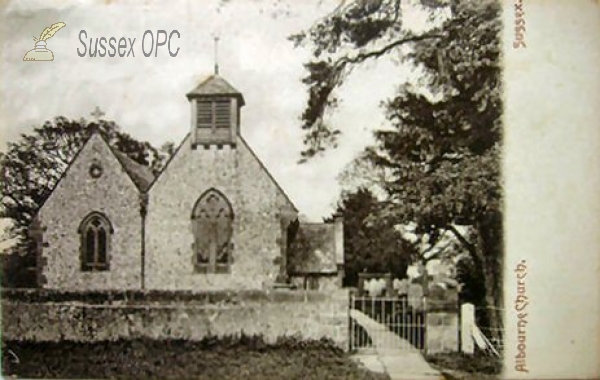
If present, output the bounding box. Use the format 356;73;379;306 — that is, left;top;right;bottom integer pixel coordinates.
213;35;220;75
90;106;105;121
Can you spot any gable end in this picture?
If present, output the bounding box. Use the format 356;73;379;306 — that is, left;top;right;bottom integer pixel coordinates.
238;135;298;213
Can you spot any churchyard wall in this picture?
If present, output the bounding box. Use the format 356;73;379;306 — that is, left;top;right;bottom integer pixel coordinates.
289;274;341;292
1;288;349;350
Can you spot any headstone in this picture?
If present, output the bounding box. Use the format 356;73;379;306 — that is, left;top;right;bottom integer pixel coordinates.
364;278;386;297
393;278;409;296
407;283;424;309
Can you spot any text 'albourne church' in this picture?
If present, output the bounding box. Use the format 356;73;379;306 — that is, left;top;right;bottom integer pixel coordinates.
32;73;344;292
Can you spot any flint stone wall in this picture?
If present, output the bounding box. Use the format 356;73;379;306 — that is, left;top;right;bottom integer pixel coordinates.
1;289;349;350
37;134;142;290
145;136;296;291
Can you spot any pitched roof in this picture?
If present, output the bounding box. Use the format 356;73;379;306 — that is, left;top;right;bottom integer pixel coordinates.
288;223;337;274
112;150;155;192
34;132;155;219
144;134;300;215
186;75;245;105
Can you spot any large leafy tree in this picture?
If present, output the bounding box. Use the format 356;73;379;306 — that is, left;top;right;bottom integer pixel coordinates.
0;116;166;286
293;0;503;335
330;187;416;286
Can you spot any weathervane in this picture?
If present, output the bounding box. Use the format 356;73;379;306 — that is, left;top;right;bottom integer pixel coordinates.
213;35;220;75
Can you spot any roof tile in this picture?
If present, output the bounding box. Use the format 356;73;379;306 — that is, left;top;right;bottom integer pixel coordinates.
113;151;155;192
186;75;245;105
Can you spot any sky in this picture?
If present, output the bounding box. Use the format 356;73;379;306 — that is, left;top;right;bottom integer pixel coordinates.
0;0;426;221
2;2;600;375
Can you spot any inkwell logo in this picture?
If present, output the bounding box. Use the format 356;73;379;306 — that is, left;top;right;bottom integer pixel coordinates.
23;22;66;61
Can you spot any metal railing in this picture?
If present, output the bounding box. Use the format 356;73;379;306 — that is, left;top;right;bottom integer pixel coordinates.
475;305;505;356
349;295;427;352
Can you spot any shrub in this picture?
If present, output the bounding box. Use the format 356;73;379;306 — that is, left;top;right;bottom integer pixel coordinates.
425;352;502;375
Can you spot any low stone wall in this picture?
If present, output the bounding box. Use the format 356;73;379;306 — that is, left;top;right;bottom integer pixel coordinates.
1;289;349;350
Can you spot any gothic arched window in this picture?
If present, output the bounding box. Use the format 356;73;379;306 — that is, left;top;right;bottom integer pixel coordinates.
192;189;233;273
78;212;113;272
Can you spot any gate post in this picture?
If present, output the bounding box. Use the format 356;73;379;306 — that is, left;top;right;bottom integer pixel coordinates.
425;286;459;354
348;291;353;351
461;303;475;354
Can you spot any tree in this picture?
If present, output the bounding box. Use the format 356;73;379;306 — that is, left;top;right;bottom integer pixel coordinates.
330;187;416;287
160;141;176;157
0;116;165;287
293;0;503;336
291;0;449;159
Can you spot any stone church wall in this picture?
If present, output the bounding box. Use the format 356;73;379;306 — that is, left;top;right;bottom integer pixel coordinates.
37;134;142;290
1;289;349;350
145;136;295;291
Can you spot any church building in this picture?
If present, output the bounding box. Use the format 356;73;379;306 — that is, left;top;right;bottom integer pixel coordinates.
33;73;344;292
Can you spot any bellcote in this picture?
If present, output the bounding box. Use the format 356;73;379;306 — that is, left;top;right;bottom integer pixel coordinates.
186;75;245;148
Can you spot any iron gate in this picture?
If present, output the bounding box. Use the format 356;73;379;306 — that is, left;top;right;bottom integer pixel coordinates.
349;294;427;352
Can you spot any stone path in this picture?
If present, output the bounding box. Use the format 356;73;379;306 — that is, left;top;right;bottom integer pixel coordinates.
350;309;443;380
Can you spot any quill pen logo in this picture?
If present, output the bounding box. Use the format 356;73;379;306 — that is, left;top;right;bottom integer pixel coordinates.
23;22;66;61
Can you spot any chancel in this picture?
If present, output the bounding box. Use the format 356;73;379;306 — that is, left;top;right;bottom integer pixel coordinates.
32;70;344;292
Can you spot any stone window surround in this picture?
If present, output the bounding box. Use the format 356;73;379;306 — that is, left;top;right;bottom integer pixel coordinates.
78;211;113;272
191;188;234;274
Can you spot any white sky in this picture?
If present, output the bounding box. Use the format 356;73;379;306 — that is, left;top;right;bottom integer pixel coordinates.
0;0;425;221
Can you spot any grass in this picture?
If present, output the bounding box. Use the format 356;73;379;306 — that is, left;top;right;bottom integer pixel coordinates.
425;352;502;380
2;335;390;380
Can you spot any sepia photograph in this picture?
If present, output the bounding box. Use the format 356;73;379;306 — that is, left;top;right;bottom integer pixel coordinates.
1;1;598;379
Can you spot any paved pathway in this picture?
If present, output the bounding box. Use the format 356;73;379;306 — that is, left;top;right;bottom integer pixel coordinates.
350;309;443;380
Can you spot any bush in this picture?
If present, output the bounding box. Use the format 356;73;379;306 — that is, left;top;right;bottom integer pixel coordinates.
1;252;37;288
425;352;502;375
